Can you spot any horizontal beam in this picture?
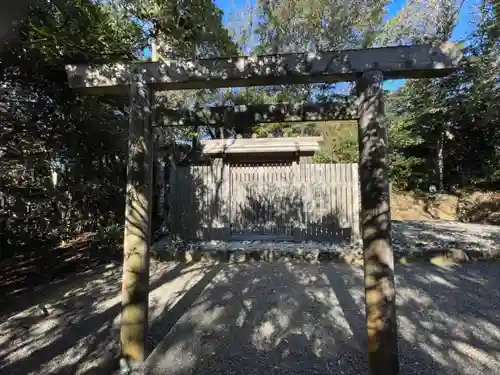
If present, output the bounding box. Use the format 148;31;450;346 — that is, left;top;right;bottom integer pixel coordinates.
66;43;463;94
199;137;323;154
156;102;358;127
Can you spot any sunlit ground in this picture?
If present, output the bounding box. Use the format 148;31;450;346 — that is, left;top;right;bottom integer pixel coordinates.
1;259;500;375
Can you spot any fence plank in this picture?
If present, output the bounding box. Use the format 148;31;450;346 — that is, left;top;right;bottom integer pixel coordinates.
169;162;360;243
345;163;353;240
352;163;360;239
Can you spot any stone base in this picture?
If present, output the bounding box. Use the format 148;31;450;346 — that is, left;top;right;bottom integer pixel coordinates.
151;236;500;266
151;238;362;265
119;358;144;374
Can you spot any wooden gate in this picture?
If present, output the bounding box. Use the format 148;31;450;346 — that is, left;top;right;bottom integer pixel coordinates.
169;162;359;242
229;162;297;239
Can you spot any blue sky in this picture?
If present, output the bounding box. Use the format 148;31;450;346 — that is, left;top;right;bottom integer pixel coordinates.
382;0;479;90
215;0;478;41
382;0;478;42
145;0;479;92
213;0;479;91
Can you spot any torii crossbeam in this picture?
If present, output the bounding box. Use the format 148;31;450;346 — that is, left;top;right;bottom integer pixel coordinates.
65;43;462;375
157;101;358;127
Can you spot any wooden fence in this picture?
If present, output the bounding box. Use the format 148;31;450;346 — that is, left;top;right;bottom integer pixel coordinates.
169;162;360;242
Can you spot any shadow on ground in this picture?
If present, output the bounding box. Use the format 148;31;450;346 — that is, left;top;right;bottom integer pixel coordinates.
0;231;122;317
144;262;500;375
2;261;500;375
0;261;220;375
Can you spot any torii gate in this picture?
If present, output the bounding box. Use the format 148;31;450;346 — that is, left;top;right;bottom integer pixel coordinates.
65;43;462;375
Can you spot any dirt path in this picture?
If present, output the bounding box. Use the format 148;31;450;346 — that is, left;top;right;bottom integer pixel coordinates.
2;261;500;375
391;220;500;257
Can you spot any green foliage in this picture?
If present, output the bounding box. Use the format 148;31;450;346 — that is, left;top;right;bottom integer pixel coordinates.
312;121;358;163
0;0;237;258
384;1;500;190
254;0;391;52
117;0;238;57
389;154;424;190
251;122;319;138
1;0;499;264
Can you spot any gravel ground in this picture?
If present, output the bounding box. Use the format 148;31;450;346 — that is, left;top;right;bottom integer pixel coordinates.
152;221;500;263
1;221;500;375
0;261;218;375
391;220;500;256
144;262;500;375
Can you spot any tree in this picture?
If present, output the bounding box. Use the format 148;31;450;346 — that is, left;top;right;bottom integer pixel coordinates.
220;0;469;145
385;0;500;191
254;0;390;53
313;121;359;163
237;0;390;125
378;0;464;45
0;1;141;250
0;0;76;53
0;0;239;255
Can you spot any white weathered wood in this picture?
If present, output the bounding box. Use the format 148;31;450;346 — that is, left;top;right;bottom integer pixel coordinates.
229;163;296;236
66;43;463;93
169;162;359;242
169;163;231;240
200;136;323;154
352;163;360;239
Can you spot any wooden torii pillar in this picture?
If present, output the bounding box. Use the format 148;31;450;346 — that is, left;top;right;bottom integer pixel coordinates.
65;43;462;374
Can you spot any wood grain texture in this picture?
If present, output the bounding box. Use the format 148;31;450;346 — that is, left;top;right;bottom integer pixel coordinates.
357;70;399;375
168;162;359;242
66;43;463;93
120;72;153;363
158;102;358;127
199;136;323;155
